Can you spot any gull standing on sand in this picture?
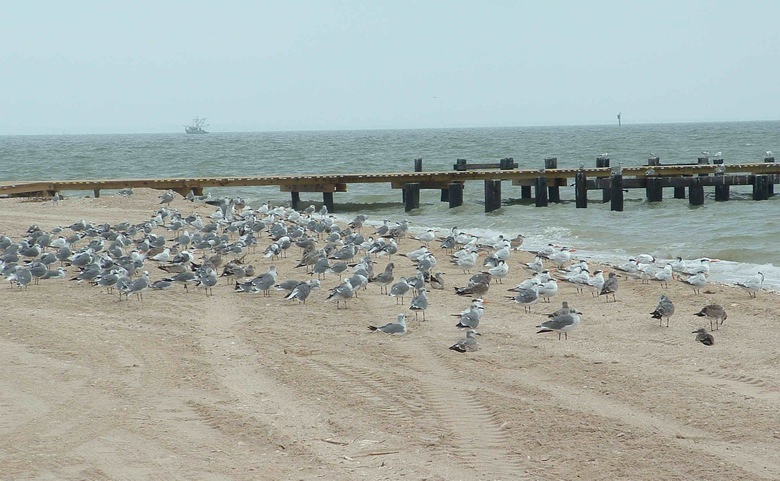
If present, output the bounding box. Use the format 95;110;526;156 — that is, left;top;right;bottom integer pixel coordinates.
537;278;558;303
326;280;354;309
409;287;429;320
371;262;395;294
600;272;619;302
449;329;480;352
681;272;707;295
368;313;407;335
508;285;539;313
536;307;582;340
693;328;715;346
487;259;509;283
737;272;764;298
414;229;436;247
651;294;675;327
695;304;727;331
389;277;411;305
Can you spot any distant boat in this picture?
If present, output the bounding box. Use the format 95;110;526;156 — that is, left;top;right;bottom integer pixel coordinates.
185;117;209;134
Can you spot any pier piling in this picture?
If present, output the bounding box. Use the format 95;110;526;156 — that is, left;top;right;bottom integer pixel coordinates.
448;182;463;208
753;175;769;201
765;156;775;195
404;183;420;211
689;178;705;206
610;174;624;211
646;177;663;202
597;156;611;202
323;192;335;213
534;177;548;207
485;180;502;212
290;191;301;210
713;158;729;201
545;157;560;203
575;172;588;208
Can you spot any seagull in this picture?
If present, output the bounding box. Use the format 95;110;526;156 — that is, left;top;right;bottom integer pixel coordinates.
368;313;407;335
429;272;445;290
650;294;675;327
158;189;175;206
326;280;354;309
409;287;429;320
508;285;539;313
694;304;727;331
599;272;618;302
371;262;395;294
736;272;764;298
681;272;707;295
414;229;436;247
536;307;582;340
766;150;773;157
454;300;484;329
449;330;480;352
693;327;715;346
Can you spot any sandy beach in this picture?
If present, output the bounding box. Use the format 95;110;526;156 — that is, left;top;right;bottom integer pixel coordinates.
1;189;779;481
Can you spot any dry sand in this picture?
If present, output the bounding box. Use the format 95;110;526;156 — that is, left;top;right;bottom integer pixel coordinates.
1;189;779;480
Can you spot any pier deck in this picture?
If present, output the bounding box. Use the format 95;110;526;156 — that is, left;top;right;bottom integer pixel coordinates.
2;162;779;212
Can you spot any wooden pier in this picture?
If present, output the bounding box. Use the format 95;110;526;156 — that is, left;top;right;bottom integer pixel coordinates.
0;156;777;212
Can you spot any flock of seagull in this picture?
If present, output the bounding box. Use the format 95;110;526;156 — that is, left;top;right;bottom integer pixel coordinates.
1;189;769;350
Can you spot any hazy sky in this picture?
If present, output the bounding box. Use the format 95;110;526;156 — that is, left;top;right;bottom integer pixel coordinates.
3;1;778;134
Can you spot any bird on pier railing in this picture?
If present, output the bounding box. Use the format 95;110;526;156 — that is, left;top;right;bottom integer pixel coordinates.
766;150;773;157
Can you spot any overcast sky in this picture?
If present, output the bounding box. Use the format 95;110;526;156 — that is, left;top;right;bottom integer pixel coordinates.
2;1;778;134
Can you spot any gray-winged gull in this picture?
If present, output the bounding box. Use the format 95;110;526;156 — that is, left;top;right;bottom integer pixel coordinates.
650;294;675;327
536;307;582;340
449;329;480;352
368;313;407;335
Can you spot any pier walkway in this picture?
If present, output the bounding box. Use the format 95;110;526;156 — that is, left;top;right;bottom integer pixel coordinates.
2;159;779;212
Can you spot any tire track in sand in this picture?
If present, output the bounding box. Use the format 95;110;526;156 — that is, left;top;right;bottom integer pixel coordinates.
399;337;529;481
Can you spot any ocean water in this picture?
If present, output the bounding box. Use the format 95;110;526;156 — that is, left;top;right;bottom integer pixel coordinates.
1;121;779;288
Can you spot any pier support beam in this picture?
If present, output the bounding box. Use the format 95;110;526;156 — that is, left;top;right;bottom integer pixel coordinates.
674;186;686;199
534;177;548;207
597;156;611;202
323;192;335;213
414;158;423;172
322;192;336;213
647;157;660;166
93;189;100;198
766;156;775;195
714;183;730;201
290;191;301;210
484;180;502;212
403;183;420;211
646;177;663;202
610;174;624;211
521;186;532;199
575;172;588;208
753;175;769;201
545;157;560;203
713;159;729;201
440;188;449;202
689;178;704;206
448;182;463;208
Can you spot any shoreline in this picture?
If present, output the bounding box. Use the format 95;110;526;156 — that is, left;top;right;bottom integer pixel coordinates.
1;189;779;480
